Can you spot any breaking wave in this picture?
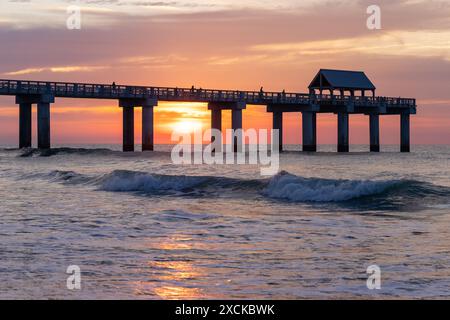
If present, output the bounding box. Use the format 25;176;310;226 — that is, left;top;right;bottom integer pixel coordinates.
30;170;266;196
20;169;450;205
263;171;402;202
100;170;213;193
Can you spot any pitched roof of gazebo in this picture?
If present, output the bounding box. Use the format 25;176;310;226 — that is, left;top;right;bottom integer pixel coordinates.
309;69;376;91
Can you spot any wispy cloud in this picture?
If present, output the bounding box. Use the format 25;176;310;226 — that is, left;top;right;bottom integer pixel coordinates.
118;54;188;69
2;54;188;76
4;65;108;75
0;0;348;29
250;31;450;62
206;54;268;66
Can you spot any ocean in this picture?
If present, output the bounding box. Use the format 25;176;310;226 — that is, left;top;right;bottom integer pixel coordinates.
0;144;449;299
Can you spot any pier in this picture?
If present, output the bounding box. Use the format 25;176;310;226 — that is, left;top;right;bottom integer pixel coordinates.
0;69;416;152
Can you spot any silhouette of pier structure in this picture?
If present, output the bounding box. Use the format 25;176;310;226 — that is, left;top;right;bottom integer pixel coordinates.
0;69;416;152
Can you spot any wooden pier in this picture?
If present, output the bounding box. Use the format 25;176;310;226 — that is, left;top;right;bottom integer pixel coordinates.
0;69;416;152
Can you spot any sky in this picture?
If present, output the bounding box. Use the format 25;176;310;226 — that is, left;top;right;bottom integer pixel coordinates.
0;0;449;146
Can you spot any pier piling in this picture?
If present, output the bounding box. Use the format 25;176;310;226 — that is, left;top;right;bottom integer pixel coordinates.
19;103;32;148
122;106;134;152
232;109;243;152
142;105;154;151
272;111;283;152
210;107;222;153
337;113;349;153
369;114;380;152
37;102;50;149
401;113;410;153
302;112;317;152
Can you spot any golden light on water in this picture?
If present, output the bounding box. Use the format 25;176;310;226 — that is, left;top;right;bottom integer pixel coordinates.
132;235;207;299
153;286;204;300
132;259;205;299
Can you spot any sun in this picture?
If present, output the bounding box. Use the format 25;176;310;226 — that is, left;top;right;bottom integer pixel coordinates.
171;119;204;134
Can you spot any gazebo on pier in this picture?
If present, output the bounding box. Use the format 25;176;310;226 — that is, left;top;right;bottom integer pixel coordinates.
308;69;376;98
307;69;380;152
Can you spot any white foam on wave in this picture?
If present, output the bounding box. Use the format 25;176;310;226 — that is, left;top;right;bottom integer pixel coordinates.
264;171;401;202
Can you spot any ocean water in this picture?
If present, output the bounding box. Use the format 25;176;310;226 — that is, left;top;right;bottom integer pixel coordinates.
0;144;450;299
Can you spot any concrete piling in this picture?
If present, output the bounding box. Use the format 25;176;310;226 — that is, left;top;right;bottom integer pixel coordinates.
142;106;154;151
122;107;134;152
302;112;317;152
19;103;32;148
369;114;380;152
337;113;349;152
231;109;243;153
272;111;283;152
211;108;222;153
401;113;410;153
37;102;51;149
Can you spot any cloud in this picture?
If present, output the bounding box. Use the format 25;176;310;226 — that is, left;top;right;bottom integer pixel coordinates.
1;54;188;76
4;65;108;75
250;31;450;62
4;67;47;75
206;55;268;66
118;54;188;68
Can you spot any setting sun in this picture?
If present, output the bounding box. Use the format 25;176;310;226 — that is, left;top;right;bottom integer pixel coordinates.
171;119;204;134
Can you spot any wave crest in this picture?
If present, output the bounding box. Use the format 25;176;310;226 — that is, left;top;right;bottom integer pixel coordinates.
99;170;210;193
264;171;404;202
20;169;450;207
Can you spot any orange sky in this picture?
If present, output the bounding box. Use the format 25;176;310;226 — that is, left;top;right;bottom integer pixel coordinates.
0;99;439;146
0;0;449;146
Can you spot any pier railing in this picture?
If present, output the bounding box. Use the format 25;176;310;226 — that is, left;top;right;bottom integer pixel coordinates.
0;79;416;107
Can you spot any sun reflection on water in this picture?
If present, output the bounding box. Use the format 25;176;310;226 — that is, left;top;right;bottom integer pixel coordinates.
153;286;205;300
133;235;207;299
